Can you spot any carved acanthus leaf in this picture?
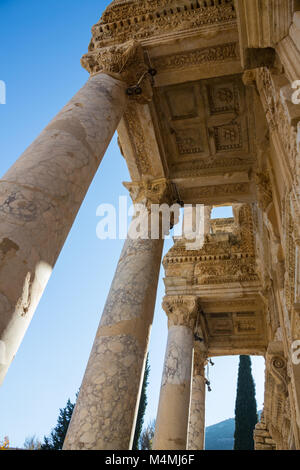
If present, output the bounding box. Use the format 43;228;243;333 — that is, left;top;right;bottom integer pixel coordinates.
81;39;153;103
162;295;200;329
123;178;174;207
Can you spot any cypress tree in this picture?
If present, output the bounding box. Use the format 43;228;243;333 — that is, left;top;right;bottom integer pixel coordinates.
132;356;150;449
234;355;258;450
41;398;75;450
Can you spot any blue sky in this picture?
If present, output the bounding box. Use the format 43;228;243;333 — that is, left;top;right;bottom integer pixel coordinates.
0;0;264;448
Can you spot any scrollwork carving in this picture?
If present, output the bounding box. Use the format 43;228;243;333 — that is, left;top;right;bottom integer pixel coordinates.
268;354;289;397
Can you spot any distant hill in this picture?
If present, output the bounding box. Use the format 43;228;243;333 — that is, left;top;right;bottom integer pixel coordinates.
205;411;262;450
205;417;235;450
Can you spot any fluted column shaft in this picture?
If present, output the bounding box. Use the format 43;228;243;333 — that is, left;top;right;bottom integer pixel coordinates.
188;350;206;450
153;296;199;450
0;72;126;384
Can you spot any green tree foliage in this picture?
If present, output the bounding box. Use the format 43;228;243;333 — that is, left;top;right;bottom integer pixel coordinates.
234;355;258;450
132;356;150;450
41;398;75;450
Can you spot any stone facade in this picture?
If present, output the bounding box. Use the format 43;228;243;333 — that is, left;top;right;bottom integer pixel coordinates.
1;0;300;450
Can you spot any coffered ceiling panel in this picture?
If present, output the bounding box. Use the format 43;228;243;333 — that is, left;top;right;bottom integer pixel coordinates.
153;73;253;178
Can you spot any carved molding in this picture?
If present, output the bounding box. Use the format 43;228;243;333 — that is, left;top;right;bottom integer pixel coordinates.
89;0;237;48
179;182;252;203
152;42;239;72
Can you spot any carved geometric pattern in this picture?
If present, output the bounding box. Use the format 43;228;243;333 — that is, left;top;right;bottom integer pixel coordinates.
213;123;242;152
207;80;239;114
154;74;252;178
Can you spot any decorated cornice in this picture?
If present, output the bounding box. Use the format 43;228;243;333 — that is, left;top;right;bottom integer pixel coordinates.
162;295;200;329
163;204;259;286
88;0;236;49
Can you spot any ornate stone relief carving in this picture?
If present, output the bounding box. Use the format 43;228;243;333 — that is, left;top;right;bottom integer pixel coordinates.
152;43;238;72
268;354;289;397
256;68;299;187
123;177;175;207
81;39;153;103
122;104;153;174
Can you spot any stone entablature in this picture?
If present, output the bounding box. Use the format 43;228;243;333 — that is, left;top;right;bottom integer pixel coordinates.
163;204;267;356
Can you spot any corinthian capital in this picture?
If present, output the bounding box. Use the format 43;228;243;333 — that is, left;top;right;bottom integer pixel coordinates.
162;295;200;329
81;39;153;103
123;178;174;208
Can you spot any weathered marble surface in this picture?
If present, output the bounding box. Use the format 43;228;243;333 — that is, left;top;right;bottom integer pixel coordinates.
0;73;127;384
63;234;164;450
188;353;206;451
153;324;194;450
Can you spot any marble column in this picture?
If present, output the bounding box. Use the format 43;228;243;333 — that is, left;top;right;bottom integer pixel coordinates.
153;296;199;450
187;349;206;451
0;40;152;385
64;179;173;450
